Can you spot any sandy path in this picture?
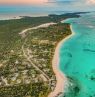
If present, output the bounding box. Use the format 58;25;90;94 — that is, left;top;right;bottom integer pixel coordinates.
19;22;56;37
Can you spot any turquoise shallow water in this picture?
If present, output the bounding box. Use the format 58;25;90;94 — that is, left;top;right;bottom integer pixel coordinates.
59;13;95;97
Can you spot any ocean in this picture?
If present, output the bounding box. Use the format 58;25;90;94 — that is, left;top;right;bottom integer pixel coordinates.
60;12;95;97
0;5;68;20
0;4;88;20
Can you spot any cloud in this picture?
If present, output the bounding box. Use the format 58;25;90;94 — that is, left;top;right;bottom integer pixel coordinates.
87;0;95;4
48;0;75;2
48;0;95;5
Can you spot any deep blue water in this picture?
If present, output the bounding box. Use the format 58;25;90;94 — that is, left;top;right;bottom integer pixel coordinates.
60;12;95;97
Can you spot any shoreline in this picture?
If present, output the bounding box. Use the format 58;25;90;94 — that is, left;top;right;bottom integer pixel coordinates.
19;22;75;97
0;16;22;20
48;25;75;97
0;14;49;20
0;14;50;20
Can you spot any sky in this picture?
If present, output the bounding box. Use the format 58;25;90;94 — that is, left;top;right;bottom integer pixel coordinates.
0;0;95;6
0;0;95;12
0;0;95;4
0;0;48;5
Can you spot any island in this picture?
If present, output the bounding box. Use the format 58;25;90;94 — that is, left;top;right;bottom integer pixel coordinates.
0;12;85;97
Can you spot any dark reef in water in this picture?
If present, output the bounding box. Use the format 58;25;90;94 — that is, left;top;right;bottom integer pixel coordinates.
83;49;95;52
63;76;80;97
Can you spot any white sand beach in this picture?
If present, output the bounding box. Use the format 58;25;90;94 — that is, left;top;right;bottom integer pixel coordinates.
48;25;75;97
0;15;22;20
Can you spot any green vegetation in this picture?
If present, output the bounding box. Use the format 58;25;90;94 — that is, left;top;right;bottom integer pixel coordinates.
0;82;49;97
0;13;79;97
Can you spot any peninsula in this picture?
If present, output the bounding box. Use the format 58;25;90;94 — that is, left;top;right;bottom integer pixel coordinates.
0;13;83;97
